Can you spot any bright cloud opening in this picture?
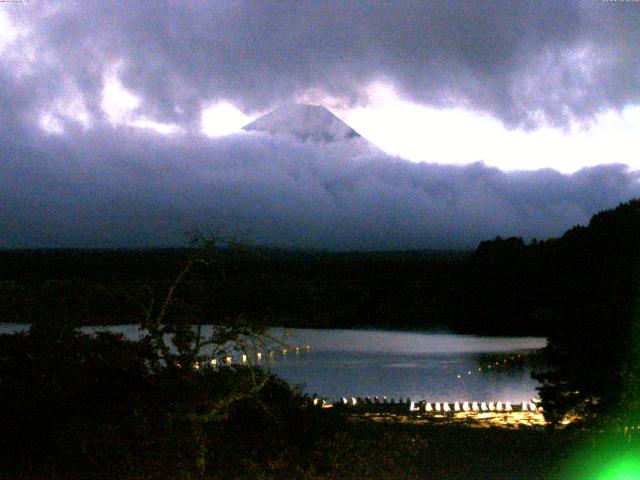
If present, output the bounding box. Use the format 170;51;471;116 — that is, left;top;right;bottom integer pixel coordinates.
131;117;183;135
100;68;182;135
38;89;92;135
201;102;253;137
0;11;20;53
335;82;640;174
39;112;65;135
57;88;92;129
0;10;38;78
101;74;141;125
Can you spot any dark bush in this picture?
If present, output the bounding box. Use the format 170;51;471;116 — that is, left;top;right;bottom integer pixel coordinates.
0;323;323;479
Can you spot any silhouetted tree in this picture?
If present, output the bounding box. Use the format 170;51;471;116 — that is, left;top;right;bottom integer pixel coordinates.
534;200;640;429
0;235;316;478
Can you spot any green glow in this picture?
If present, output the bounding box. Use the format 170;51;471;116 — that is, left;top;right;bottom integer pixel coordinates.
561;436;640;480
596;456;640;480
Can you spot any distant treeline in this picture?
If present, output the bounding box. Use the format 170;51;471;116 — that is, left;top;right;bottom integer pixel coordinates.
0;247;469;331
463;199;640;338
1;199;639;336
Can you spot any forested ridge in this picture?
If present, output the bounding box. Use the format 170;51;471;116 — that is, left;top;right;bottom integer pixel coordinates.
1;199;639;338
0;247;470;331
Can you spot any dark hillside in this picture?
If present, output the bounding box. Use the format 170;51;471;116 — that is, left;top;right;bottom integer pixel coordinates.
1;200;638;338
0;248;469;330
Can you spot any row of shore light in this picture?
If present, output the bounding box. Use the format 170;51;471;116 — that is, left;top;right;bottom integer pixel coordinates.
456;353;525;380
312;397;539;413
409;400;539;413
193;345;311;369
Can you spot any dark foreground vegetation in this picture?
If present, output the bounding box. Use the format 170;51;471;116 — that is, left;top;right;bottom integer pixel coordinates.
2;322;639;479
0;321;628;480
0;322;321;479
2;199;640;477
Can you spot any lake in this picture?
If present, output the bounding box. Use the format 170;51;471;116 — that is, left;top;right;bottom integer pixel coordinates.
0;324;545;402
267;328;545;402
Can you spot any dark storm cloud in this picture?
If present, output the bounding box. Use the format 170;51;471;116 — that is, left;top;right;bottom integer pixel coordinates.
4;0;640;129
1;124;638;250
1;1;638;250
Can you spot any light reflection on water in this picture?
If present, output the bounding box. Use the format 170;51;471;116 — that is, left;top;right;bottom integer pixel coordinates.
0;323;545;402
265;328;545;402
276;328;546;354
267;349;541;402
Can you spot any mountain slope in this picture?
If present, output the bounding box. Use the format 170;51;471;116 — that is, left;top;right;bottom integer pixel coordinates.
243;104;362;143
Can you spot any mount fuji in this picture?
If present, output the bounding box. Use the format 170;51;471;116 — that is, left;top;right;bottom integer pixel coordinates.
243;104;360;142
243;104;381;156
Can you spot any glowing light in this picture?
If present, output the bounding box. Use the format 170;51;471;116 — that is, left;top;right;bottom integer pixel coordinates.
596;457;640;480
562;444;640;480
201;101;253;137
426;403;433;412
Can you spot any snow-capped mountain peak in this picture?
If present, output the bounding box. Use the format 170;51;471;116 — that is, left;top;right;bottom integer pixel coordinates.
243;104;361;143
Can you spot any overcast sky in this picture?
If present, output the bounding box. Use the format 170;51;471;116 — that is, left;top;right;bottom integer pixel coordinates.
1;1;639;250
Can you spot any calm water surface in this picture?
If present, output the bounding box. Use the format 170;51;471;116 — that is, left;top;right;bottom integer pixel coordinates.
0;324;545;402
268;328;545;402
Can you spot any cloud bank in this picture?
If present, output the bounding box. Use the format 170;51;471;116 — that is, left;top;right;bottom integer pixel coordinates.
2;1;640;130
1;1;639;250
1;124;638;250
